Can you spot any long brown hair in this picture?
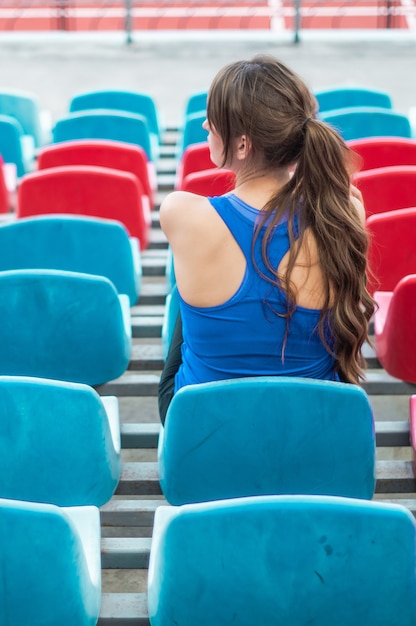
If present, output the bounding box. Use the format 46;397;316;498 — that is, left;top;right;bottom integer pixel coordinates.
207;55;375;383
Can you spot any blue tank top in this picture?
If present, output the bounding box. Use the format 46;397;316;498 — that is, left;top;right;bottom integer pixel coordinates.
174;193;338;392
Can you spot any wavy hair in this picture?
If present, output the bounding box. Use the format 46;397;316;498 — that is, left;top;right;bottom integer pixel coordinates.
207;54;375;383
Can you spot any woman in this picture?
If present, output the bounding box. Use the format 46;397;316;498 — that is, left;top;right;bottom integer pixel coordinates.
158;54;374;424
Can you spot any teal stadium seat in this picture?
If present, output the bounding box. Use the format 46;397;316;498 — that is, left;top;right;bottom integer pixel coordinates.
0;376;120;506
0;114;34;177
183;90;207;118
319;106;412;141
176;110;208;156
37;138;157;210
161;284;179;360
158;376;376;505
0;498;101;626
148;495;416;626
0;215;141;305
52;109;156;162
315;85;393;112
69;89;162;143
0;269;131;386
16;164;151;250
0;88;50;147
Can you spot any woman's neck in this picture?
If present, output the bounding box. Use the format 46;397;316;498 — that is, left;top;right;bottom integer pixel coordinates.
232;169;291;211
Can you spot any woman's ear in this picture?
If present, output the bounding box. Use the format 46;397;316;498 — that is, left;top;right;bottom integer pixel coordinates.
236;134;251;161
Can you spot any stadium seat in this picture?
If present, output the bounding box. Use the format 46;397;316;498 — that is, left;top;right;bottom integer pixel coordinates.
176;110;208;156
347;136;416;171
315;86;393;112
161;284;180;360
175;142;215;189
0;214;142;305
0;498;101;626
319;106;412;141
0;113;35;177
353;165;416;217
52;109;156;162
0;88;51;147
366;208;416;296
374;275;416;383
158;376;376;505
148;495;416;626
69;88;162;143
0;269;131;386
409;394;416;476
37;138;157;210
183;90;207;118
16;164;151;250
0;157;10;213
180;167;236;195
0;375;120;506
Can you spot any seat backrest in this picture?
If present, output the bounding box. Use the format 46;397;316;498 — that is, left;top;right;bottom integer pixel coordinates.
0;89;43;147
0;376;120;506
69;89;161;140
37;138;155;208
177;111;208;155
0;498;101;625
16;164;150;249
0;114;26;177
180;168;236;195
0;268;131;385
0;160;10;213
353;165;416;217
374;274;416;383
175;142;214;189
320;106;412;141
184;91;207;118
0;214;141;305
158;376;375;505
347;137;416;170
161;284;180;360
52;109;154;161
148;495;416;626
366;208;416;295
315;86;393;112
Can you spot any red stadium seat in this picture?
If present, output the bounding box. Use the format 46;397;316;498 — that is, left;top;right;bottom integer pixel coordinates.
37;139;156;209
366;208;416;295
180;168;236;196
374;275;416;383
0;157;10;213
16;165;151;250
353;165;416;218
175;142;215;189
348;137;416;171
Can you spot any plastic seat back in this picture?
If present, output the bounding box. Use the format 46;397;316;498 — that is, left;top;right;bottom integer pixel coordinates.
177;111;208;156
320;106;412;141
175;142;214;189
0;114;28;177
180;167;236;195
315;86;392;112
37;138;156;209
0;89;44;147
52;109;155;161
0;214;141;305
374;274;416;383
148;495;416;626
16;164;150;249
0;269;131;385
159;376;376;505
161;284;180;360
69;89;161;141
353;165;416;218
347;137;416;170
366;208;416;295
0;376;120;506
0;158;10;213
0;498;101;626
184;91;207;118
